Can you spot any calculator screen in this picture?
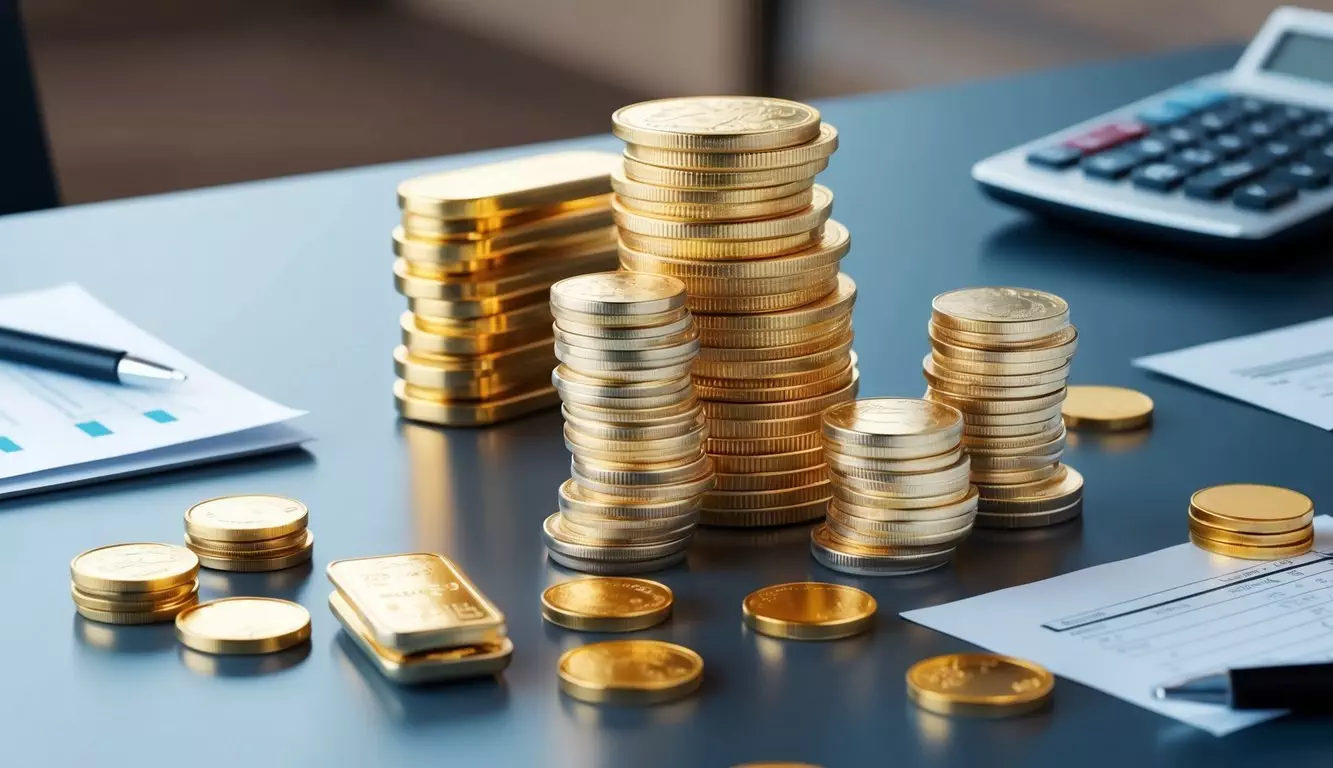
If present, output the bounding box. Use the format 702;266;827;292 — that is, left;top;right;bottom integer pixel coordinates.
1263;31;1333;85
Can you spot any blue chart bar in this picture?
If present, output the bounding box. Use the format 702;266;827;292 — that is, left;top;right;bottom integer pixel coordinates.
76;421;113;438
144;409;178;424
0;437;20;453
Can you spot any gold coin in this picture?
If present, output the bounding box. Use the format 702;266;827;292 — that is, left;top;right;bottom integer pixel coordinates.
612;96;821;151
554;322;697;353
615;187;814;222
618;228;818;260
823;445;964;476
553;364;691;398
699;320;851;351
711;447;826;474
826;516;971;548
402;312;550;358
972;464;1069;500
694;273;856;334
695;339;852;381
74;594;200;626
974;497;1084;529
572;453;709;485
816;523;956;560
741;582;875;640
695;361;855;405
612;185;832;240
925;375;1066;400
695;349;852;393
972;467;1083;514
962;414;1065;439
541;577;674;632
705;430;822;455
970;464;1064;485
71;582;200;613
558;513;697;546
931;287;1069;336
565;422;707;454
907;653;1054;717
827;503;976;533
706;411;828;440
830;485;973;515
809;524;956;576
398;196;609;237
550;271;686;316
831;473;970;504
557;639;703;705
555;338;699;365
969;453;1063;473
570;473;714;506
924;353;1071;388
699;497;828;527
1188;484;1315;534
562;397;701;425
396;380;561;427
701;371;859;421
620;219;850;279
1190;530;1314;560
965;429;1066;458
551;303;689;329
822;397;962;449
626;123;838;171
703;481;830;511
193;531;315;573
72;578;198;605
680;266;840;301
957;403;1066;427
822;432;960;462
930;325;1078;364
928;350;1070;376
962;423;1065;450
559;479;702;520
406;285;549;320
621;156;827;190
1188;515;1312;547
611;165;812;203
175;597;311;655
928;320;1071;348
184;529;308;555
1062;385;1154;431
185;495;308;543
714;465;827;492
396;150;619;218
71;543;199;594
544;515;693;563
924;387;1067;416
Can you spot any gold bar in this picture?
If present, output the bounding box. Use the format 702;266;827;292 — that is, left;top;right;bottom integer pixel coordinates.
393;213;615;268
397;150;620;219
326;553;505;653
393;244;619;301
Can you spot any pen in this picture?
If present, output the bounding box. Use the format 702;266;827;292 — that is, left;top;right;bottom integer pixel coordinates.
1154;661;1333;710
0;325;186;385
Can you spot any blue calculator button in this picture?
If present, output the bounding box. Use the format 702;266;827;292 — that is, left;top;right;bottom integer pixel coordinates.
1138;103;1193;126
1027;145;1083;169
1164;87;1230;111
1233;178;1298;211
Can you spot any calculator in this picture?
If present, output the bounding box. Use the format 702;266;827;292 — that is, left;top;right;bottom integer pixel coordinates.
973;6;1333;249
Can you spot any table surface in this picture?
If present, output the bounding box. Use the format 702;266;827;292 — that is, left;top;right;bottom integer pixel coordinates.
4;44;1333;767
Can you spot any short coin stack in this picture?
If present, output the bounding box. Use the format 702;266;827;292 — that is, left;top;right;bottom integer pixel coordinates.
1189;483;1314;560
393;151;622;426
184;495;314;572
924;287;1083;529
327;553;513;685
70;543;200;625
610;96;858;527
546;272;712;574
815;398;977;576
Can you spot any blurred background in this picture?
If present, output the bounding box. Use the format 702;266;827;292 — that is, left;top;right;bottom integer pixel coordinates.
17;0;1332;204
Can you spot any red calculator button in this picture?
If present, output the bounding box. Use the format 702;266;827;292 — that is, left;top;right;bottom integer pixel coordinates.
1064;121;1148;153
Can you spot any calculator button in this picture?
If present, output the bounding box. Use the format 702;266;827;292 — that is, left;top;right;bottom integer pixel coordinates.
1131;162;1189;192
1064;121;1148;153
1082;149;1143;180
1183;159;1270;200
1233;178;1298;211
1027;145;1083;169
1294;121;1330;144
1256;139;1301;162
1305;142;1333;168
1173;147;1220;171
1163;125;1201;147
1132;136;1173;160
1202;133;1250;158
1241;119;1285;141
1137;103;1193;127
1273;162;1331;190
1195;110;1239;133
1277;105;1311;123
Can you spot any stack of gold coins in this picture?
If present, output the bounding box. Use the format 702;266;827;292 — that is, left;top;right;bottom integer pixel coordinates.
610;96;857;527
183;495;314;572
815;398;976;576
1189;484;1314;560
924;287;1082;529
393;151;623;427
70;543;200;625
327;553;513;685
546;272;712;574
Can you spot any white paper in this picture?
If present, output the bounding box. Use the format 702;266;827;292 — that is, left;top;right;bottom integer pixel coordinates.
903;516;1333;736
1135;316;1333;430
0;284;307;497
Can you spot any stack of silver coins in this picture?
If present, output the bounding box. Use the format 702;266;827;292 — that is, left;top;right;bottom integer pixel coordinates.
544;272;714;574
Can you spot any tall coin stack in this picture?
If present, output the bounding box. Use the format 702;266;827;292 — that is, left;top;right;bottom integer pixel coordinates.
814;398;977;575
392;151;622;427
610;96;858;527
546;272;713;574
923;288;1083;528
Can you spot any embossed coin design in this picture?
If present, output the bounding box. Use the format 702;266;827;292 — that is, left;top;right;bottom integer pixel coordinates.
742;582;877;640
931;287;1069;336
557;639;704;705
907;653;1054;717
541;577;674;632
612;96;821;151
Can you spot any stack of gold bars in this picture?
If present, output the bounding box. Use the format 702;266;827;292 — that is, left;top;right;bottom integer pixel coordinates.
70;543;200;625
1188;483;1314;560
611;96;857;527
327;553;512;684
392;151;622;426
923;287;1083;529
815;398;976;575
546;272;713;574
183;495;314;572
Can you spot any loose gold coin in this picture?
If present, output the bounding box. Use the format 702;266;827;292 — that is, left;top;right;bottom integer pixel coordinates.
1061;385;1154;431
822;397;963;449
175;597;312;655
611;185;832;240
626;123;839;171
185;495;308;543
612;96;821;152
541;577;674;632
1190;530;1314;560
549;271;686;316
1189;484;1314;534
618;228;818;261
71;543;199;594
1187;515;1313;547
396;150;619;218
931;287;1069;336
621;156;827;190
907;653;1054;717
741;582;876;640
557;639;703;705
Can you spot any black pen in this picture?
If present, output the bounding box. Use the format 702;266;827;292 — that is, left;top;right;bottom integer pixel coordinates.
0;325;186;385
1154;661;1333;710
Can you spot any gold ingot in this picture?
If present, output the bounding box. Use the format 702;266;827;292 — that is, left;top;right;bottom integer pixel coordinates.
929;324;1078;364
741;580;874;640
407;286;549;320
542;578;674;632
618;228;819;260
401;311;550;357
693;273;855;333
393;215;615;268
395;379;559;427
614;187;813;222
393;343;554;391
931;287;1070;337
557;639;703;705
907;653;1054;717
611;186;832;240
414;301;551;336
626;123;838;171
612;96;821;152
397;150;619;218
184;495;307;543
622;156;827;189
1188;484;1315;534
392;247;618;301
1189;530;1314;560
687;277;839;314
611;164;813;203
1061;385;1154;431
71;543;199;595
620;219;850;279
174;597;311;655
398;194;609;237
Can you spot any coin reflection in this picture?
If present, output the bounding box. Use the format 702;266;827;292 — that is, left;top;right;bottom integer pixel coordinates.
1065;428;1150;453
197;559;313;600
73;615;176;653
179;642;310;677
559;690;698;728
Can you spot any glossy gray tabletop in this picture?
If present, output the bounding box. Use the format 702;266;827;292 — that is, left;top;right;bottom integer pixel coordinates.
4;45;1332;767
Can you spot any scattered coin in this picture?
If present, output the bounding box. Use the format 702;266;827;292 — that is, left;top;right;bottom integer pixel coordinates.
742;582;876;640
906;652;1054;717
175;597;312;655
1061;385;1153;431
557;639;703;705
541;577;674;632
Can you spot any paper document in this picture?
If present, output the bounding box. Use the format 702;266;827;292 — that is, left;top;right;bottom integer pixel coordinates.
1135;316;1333;430
0;284;308;498
904;517;1333;736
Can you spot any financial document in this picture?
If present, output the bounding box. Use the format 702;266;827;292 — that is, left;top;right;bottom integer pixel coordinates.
1135;316;1333;430
0;284;307;498
904;517;1333;736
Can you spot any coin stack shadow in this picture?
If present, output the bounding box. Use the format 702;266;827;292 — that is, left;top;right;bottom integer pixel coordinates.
546;272;713;574
70;545;201;625
815;398;977;576
924;288;1083;529
610;98;858;527
391;151;623;427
